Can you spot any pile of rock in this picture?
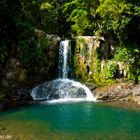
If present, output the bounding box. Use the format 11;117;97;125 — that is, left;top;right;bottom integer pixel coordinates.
133;85;140;105
93;82;140;105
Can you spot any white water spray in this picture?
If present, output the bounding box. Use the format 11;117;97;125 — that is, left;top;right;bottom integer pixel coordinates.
31;40;96;103
59;40;70;78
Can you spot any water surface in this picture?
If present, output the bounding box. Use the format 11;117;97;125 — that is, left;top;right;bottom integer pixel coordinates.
0;102;140;140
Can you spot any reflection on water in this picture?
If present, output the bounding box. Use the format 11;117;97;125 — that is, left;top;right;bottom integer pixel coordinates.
0;102;140;140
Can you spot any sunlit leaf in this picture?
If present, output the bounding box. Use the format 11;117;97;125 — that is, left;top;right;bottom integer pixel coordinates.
40;2;53;10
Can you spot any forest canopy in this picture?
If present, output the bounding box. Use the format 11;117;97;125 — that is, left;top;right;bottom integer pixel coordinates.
0;0;140;69
1;0;140;41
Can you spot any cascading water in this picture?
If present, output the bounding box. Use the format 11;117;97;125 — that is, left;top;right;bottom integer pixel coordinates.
59;40;70;78
31;40;96;103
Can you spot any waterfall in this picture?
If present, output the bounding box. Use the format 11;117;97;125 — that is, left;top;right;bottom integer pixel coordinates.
31;39;96;103
59;40;71;78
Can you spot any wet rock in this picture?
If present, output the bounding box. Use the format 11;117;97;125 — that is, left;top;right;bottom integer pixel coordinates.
85;82;96;92
133;85;140;96
94;83;134;101
0;104;4;110
18;70;27;82
3;58;27;86
34;29;46;37
46;34;61;46
16;85;32;99
75;36;131;84
133;84;140;105
5;58;21;71
32;29;61;81
6;72;16;80
31;79;89;100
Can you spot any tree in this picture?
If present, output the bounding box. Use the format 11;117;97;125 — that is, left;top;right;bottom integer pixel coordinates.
63;0;99;36
96;0;140;44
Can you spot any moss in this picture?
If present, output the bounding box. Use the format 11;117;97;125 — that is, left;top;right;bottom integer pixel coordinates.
74;38;88;81
95;47;102;59
38;36;48;49
74;36;140;86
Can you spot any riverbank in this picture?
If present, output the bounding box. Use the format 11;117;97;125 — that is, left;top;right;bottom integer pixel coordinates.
1;81;140;111
93;82;140;105
97;101;140;112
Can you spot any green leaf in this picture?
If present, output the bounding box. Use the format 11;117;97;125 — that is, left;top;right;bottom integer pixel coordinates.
40;2;53;10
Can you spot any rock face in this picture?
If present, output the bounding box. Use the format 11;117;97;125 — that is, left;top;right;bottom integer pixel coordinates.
2;29;61;86
74;36;131;84
93;82;140;105
0;30;61;109
85;82;96;92
33;29;61;81
73;35;140;105
133;85;140;104
3;58;27;84
1;58;32;108
94;83;134;101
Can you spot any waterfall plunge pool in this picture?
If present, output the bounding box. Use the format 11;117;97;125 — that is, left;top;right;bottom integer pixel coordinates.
0;102;140;140
1;40;139;139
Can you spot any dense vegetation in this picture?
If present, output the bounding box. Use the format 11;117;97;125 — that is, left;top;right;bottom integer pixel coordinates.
0;0;140;84
1;0;140;59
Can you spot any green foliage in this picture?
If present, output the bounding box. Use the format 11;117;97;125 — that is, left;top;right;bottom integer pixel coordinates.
70;9;89;35
112;44;140;82
96;0;133;40
104;61;118;79
114;45;139;64
95;47;102;59
78;39;88;56
63;0;99;36
0;0;59;68
0;91;6;103
1;0;140;85
18;32;48;67
40;2;53;10
63;0;140;46
134;6;140;16
114;47;131;62
95;59;101;73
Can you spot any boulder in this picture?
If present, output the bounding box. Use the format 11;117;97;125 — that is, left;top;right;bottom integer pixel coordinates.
31;79;88;101
133;84;140;104
133;85;140;96
34;29;46;37
94;83;134;101
2;58;27;86
33;29;61;81
85;82;96;92
16;85;32;100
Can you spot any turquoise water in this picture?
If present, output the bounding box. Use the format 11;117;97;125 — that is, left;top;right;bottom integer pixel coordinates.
0;102;140;140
